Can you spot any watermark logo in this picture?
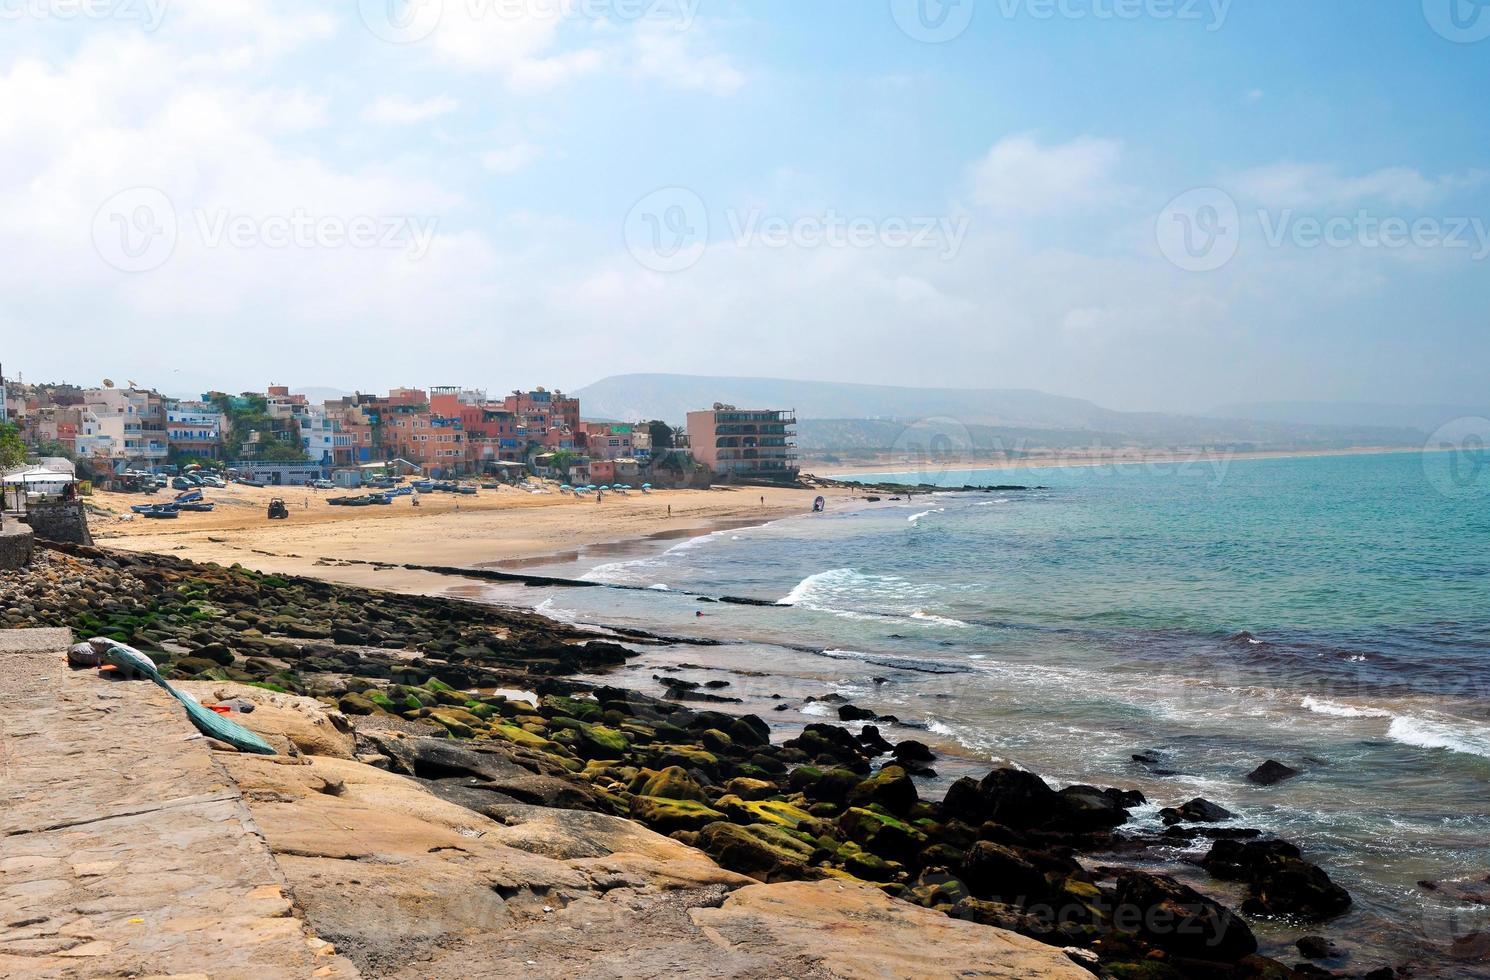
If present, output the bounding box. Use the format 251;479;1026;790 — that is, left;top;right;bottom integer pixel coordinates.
0;0;169;30
92;187;177;273
726;209;969;260
1259;211;1490;260
890;0;976;43
358;0;443;44
92;188;439;272
1156;187;1241;273
625;186;709;273
1423;0;1490;43
1423;417;1490;499
986;0;1230;31
891;417;974;485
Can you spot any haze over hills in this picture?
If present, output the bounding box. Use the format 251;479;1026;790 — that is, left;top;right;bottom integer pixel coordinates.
575;374;1426;452
1211;401;1490;435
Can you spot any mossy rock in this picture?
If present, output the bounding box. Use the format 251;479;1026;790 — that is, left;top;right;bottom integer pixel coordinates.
634;766;709;803
541;694;603;722
699;728;734;753
846;765;918;816
366;690;397;711
574;723;629;760
792;766;862;805
717;796;817;831
839;806;928;864
835;841;902;883
424;678;454;693
629;796;725;834
338;692;379;716
724;777;778;801
651;745;720;776
429;708;484;739
462;700;498;720
489;723;554;750
696;821;819;882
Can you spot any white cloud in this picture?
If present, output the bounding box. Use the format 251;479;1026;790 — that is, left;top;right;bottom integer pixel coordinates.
969;135;1124;215
481;141;542;175
628;26;746;96
1234;162;1487;209
361;94;459;125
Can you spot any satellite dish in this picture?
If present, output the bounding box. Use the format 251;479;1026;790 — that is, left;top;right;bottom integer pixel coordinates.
102;378;115;388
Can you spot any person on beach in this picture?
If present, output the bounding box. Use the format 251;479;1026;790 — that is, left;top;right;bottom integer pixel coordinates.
667;504;672;517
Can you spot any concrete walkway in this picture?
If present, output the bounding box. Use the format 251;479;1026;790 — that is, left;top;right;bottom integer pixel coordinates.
0;628;359;979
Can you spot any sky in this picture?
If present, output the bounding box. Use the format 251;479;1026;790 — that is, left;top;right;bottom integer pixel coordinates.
1;0;1487;414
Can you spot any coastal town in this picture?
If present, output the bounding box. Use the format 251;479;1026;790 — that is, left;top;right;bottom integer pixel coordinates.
1;374;801;495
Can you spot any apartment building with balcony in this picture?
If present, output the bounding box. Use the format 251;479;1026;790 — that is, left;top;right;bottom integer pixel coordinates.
685;404;799;481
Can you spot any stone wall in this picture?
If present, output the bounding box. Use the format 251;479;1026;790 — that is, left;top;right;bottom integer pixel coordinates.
0;524;34;570
24;501;93;546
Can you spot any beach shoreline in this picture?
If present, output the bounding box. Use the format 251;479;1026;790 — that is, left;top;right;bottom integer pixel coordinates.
91;481;858;594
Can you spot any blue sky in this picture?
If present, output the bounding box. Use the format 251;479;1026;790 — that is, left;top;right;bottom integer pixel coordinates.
1;0;1486;414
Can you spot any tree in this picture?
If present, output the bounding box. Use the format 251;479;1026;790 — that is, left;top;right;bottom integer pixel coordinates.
0;423;26;472
646;420;675;450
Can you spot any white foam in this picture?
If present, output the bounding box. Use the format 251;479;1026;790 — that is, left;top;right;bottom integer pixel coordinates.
907;510;933;523
1301;696;1392;719
1387;716;1490;759
910;609;970;629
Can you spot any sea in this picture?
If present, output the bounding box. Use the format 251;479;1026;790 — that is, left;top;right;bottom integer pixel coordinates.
465;450;1490;973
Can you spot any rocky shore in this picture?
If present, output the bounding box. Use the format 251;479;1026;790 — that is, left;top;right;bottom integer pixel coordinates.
3;542;1401;979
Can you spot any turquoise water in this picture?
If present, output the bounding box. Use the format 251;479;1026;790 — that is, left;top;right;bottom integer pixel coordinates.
492;451;1489;972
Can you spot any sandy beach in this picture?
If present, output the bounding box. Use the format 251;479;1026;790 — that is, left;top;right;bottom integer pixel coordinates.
91;481;854;591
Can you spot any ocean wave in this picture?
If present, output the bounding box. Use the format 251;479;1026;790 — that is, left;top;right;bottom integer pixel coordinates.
907;510;933;523
911;609;971;629
1301;696;1393;719
1387;716;1490;759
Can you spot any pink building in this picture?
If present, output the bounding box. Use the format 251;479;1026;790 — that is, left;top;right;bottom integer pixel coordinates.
686;405;798;480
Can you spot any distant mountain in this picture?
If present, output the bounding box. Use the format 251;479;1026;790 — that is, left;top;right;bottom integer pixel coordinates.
575;374;1129;429
1211;401;1489;435
574;374;1424;451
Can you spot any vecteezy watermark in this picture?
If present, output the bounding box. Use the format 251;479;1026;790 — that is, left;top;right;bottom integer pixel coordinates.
1158;187;1490;272
726;209;969;260
1422;0;1490;43
91;188;438;273
1156;188;1241;273
892;417;975;485
893;0;1232;40
890;0;977;43
624;186;709;273
0;0;169;30
624;187;970;273
1422;417;1490;499
358;0;699;43
1258;211;1490;260
92;188;178;274
989;0;1230;30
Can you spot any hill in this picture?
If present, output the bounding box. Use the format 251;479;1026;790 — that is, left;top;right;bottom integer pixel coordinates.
575;374;1423;451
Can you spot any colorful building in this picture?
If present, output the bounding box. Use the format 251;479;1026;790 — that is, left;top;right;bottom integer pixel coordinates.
685;405;799;480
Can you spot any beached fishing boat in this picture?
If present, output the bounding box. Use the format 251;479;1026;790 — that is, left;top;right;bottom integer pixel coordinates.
176;501;216;512
141;506;179;519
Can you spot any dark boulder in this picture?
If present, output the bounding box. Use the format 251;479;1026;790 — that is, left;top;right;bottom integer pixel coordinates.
845;764;919;816
1295;935;1339;960
837;704;878;722
891;739;937;763
960;840;1055;905
1246;760;1301;785
1202;839;1352;921
976;767;1061;828
1055;785;1131;831
857;725;895;755
1112;871;1258;962
1159;797;1234;825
